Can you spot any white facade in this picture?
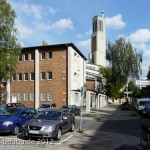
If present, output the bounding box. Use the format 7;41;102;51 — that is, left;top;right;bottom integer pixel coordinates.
86;63;101;80
136;79;150;88
68;46;86;106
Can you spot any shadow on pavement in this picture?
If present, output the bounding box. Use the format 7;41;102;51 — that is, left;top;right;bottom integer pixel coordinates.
71;104;150;150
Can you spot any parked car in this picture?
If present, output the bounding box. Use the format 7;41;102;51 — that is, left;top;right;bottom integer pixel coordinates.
21;109;75;140
0;107;36;135
142;105;150;117
37;103;57;112
6;103;25;108
61;105;80;116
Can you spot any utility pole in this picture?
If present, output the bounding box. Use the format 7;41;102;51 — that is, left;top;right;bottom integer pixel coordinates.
79;85;86;132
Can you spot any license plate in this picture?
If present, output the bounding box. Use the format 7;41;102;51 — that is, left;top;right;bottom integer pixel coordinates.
29;130;39;134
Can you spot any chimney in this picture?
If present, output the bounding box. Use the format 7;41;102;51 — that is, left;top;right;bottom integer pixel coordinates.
42;41;48;46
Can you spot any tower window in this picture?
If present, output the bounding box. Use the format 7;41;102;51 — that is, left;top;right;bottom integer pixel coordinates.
99;20;103;32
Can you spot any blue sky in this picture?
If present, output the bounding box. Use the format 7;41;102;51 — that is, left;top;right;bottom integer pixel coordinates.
8;0;150;78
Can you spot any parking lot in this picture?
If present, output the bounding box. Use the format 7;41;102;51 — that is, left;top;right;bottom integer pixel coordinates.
0;117;81;150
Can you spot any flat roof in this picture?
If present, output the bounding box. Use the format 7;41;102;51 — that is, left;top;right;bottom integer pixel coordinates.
22;43;87;60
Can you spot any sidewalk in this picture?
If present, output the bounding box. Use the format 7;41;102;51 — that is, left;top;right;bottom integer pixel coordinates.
69;104;142;150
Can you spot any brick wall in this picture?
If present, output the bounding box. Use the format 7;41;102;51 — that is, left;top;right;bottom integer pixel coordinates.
10;46;67;108
86;80;95;91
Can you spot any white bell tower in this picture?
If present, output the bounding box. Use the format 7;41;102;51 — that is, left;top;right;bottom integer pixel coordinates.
89;10;106;67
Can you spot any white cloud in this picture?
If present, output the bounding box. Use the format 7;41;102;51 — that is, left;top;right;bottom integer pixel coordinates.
106;14;126;30
77;39;91;51
15;19;33;38
127;29;150;44
143;49;150;57
51;18;73;30
36;18;73;34
76;34;83;38
8;1;59;20
85;29;92;36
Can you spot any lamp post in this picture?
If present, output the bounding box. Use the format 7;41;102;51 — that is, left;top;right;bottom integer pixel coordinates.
79;85;86;132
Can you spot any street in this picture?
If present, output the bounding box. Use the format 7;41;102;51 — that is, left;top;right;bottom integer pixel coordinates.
0;104;149;150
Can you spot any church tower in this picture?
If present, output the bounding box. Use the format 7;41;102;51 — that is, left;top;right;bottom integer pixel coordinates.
89;10;106;66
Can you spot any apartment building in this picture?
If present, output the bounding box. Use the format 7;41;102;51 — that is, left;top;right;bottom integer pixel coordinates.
6;43;86;108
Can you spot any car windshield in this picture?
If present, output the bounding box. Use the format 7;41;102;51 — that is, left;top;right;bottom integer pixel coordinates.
144;105;150;109
35;111;61;120
0;108;20;116
140;101;150;106
39;104;50;108
62;106;72;109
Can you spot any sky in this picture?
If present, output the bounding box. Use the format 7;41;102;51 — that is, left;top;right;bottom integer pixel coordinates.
8;0;150;78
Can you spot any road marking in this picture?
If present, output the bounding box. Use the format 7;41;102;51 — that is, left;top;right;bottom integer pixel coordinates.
0;134;73;145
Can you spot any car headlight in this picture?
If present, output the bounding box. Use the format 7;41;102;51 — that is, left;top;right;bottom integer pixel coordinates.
41;126;55;131
3;121;13;126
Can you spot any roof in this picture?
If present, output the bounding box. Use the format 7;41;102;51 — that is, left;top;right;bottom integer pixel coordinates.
138;98;150;101
22;43;87;60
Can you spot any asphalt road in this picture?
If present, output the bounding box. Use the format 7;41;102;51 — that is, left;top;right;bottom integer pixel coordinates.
99;117;150;137
75;107;150;138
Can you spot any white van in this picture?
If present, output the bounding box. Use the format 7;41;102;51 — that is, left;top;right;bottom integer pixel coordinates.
136;98;150;111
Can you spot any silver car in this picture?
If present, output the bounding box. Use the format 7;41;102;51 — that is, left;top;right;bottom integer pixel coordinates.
21;109;75;140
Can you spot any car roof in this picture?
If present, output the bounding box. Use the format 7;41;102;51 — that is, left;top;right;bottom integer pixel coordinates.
138;98;150;101
37;109;62;112
6;107;34;110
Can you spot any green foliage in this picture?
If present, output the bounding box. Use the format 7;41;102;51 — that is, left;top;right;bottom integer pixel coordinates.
147;66;150;80
128;81;141;98
0;0;21;81
100;37;143;98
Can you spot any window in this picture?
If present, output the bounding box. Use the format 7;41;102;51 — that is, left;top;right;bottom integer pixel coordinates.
30;109;36;115
30;53;35;60
18;73;22;81
24;73;28;81
30;72;35;81
17;93;22;101
48;51;52;59
99;20;103;32
30;93;34;101
74;72;77;81
41;52;45;60
24;54;28;61
18;54;22;61
12;74;16;81
24;93;28;101
41;93;46;101
48;72;52;80
47;92;52;101
74;52;77;61
75;93;79;102
41;72;45;80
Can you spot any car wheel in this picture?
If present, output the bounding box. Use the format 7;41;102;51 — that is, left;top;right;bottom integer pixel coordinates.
12;125;20;135
70;123;75;132
54;128;62;140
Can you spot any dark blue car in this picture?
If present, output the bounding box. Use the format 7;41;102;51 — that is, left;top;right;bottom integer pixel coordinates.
0;107;36;135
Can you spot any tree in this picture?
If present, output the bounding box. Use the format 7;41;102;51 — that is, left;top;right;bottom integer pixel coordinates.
100;37;142;98
146;66;150;97
147;66;150;80
0;0;20;81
